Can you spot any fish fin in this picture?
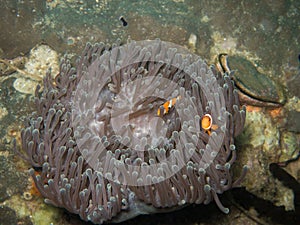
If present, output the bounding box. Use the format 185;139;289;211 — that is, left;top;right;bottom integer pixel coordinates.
211;124;219;130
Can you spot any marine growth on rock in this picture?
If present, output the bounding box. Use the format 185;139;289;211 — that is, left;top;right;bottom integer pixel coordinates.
19;40;247;224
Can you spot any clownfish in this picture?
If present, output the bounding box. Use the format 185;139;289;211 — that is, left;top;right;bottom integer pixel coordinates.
157;96;181;116
157;98;218;136
201;113;218;135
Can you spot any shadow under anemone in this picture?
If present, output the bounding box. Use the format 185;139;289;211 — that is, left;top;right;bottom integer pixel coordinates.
17;40;247;224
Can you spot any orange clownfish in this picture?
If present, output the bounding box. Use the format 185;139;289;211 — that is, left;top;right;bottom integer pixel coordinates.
157;98;218;136
201;113;218;135
157;96;181;116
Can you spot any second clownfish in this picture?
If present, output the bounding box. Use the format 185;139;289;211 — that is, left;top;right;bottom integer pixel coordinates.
157;97;218;135
201;113;218;135
157;96;182;116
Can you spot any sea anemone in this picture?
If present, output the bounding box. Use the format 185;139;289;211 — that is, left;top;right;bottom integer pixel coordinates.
18;40;247;224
